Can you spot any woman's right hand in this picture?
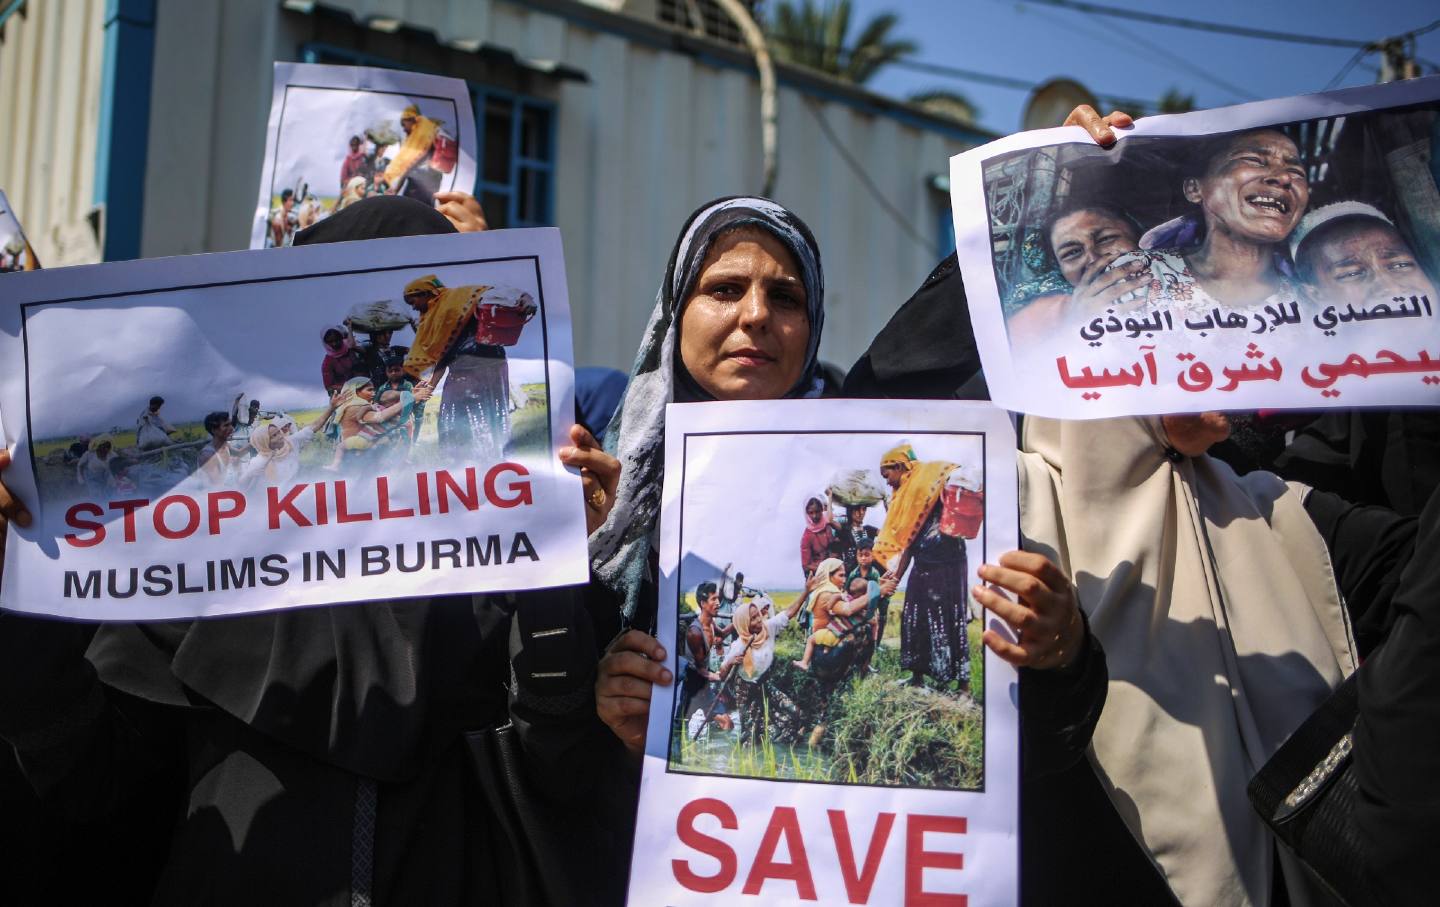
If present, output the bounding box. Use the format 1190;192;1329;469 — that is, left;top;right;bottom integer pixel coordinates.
1069;254;1151;312
1062;106;1135;147
595;629;671;756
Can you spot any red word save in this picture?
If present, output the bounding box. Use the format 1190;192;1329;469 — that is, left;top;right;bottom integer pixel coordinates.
672;798;968;905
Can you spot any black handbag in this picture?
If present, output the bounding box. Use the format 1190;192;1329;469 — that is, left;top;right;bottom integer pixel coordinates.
1247;670;1373;907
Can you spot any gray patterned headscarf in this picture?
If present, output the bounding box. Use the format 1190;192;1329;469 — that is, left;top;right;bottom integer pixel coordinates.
589;196;825;625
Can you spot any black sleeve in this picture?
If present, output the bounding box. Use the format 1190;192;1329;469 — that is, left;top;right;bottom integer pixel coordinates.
1017;610;1107;778
1302;488;1417;656
0;613;182;821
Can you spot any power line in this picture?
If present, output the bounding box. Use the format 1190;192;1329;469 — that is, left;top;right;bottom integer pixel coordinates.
1009;0;1260;103
1018;0;1375;48
770;37;1161;109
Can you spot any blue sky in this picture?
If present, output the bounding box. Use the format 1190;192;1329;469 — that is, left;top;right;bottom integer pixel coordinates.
846;0;1440;134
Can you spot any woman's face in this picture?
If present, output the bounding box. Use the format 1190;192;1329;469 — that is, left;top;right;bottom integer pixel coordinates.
324;331;344;350
96;442;111;457
830;567;845;587
805;500;823;522
678;228;810;401
358;383;375;402
749;609;765;636
1050;209;1141;286
1185;130;1309;246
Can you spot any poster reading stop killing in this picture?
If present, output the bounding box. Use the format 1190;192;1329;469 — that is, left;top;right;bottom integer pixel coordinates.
950;75;1440;419
250;62;478;249
0;228;588;620
627;400;1020;907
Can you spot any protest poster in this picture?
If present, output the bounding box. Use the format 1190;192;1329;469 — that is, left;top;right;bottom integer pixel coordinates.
250;63;478;249
627;399;1019;907
0;190;41;273
950;76;1440;419
0;228;588;620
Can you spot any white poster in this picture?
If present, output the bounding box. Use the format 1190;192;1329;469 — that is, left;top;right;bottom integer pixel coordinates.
950;76;1440;418
0;228;587;620
249;62;479;249
627;399;1019;907
0;189;40;273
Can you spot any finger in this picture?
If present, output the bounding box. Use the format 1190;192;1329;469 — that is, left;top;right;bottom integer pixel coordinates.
599;696;653;718
983;628;1033;667
976;563;1050;605
607;629;665;660
569;423;600;451
973;583;1034;630
558;447;617;475
996;551;1070;594
601;650;673;685
0;480;29;528
1105;110;1135;128
597;675;656;701
1063;105;1114;146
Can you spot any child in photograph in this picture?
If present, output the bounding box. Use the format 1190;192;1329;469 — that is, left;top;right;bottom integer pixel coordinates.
326;378;426;469
799;494;836;596
196;411;235;488
792;560;871;672
376;353;421;444
849;538;892;647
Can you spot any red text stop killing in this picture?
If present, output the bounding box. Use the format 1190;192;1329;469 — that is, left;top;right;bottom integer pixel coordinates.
62;464;533;548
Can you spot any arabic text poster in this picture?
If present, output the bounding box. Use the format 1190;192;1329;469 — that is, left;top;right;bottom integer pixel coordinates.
950;76;1440;417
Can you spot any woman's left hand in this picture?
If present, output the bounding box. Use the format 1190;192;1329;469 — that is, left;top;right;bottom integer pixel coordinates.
434;191;488;233
1063;106;1135;147
973;550;1084;670
559;424;620;535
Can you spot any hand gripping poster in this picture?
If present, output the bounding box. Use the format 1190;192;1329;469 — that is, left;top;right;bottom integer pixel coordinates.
250;63;478;249
0;229;587;620
0;190;41;272
950;76;1440;418
627;400;1019;907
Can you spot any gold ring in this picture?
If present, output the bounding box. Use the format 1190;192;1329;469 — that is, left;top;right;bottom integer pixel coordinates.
588;485;607;510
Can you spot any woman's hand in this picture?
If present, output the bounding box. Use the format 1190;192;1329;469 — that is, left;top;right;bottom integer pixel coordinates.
0;450;31;530
1070;254;1151;312
434;191;488;233
596;630;671;756
559;425;620;536
1063;106;1135;147
974;550;1084;670
412;384;433;403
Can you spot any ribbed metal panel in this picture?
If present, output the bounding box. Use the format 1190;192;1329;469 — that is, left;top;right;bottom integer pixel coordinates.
6;0;978;371
0;0;106;266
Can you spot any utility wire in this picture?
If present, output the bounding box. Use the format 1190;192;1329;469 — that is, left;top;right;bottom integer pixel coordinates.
1008;0;1260;103
803;99;934;255
1019;0;1372;48
770;37;1160;109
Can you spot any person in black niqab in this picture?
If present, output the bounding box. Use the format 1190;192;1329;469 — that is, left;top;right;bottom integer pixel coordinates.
0;195;626;907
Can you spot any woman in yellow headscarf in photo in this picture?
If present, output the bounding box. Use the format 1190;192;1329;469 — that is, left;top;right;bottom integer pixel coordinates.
874;441;971;693
382;104;442;201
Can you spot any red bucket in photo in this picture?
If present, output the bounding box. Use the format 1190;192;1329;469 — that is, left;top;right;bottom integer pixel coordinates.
430;129;458;173
940;473;985;539
474;288;537;346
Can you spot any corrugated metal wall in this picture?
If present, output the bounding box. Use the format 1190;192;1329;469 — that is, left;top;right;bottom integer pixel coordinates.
0;0;107;266
8;0;975;373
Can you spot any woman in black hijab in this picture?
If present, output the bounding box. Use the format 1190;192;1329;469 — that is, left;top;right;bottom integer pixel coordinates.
0;195;623;907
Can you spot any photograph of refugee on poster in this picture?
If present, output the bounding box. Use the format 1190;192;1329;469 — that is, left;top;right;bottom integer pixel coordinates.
23;261;548;514
979;91;1440;408
666;430;987;792
0;191;40;273
253;65;476;249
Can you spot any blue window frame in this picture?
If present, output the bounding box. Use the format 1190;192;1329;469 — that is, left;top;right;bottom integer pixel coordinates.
300;42;556;228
